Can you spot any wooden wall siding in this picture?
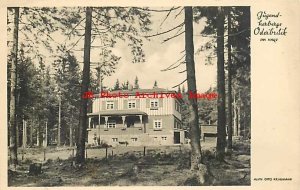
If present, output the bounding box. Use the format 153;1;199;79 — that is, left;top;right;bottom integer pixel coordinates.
123;99;128;109
159;99;163;107
92;98;100;113
123;99;140;109
101;100;105;111
172;99;182;120
92;96;177;116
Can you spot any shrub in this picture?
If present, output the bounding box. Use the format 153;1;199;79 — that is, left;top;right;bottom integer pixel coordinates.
176;153;190;170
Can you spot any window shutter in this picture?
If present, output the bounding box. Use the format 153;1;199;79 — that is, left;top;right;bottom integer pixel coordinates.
146;99;150;108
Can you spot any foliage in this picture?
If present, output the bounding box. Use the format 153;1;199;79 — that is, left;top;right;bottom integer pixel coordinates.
113;79;120;90
52;51;81;145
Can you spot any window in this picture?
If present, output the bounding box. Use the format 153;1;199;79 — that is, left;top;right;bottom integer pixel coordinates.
162;137;167;140
174;119;181;129
153;119;162;129
112;138;118;142
106;101;114;110
131;138;138;142
150;99;159;109
175;101;181;112
128;100;136;109
107;121;116;128
177;122;181;129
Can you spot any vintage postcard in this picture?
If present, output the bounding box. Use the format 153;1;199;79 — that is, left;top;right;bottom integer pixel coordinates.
0;0;299;189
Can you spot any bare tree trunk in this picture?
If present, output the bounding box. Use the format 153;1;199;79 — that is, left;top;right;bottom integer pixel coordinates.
39;122;43;146
44;121;47;147
30;120;33;146
216;7;227;161
70;116;73;147
238;91;241;136
58;97;61;146
23;119;27;148
16;118;19;147
9;7;19;168
184;7;202;170
36;125;40;146
233;90;238;136
226;8;233;152
76;7;92;164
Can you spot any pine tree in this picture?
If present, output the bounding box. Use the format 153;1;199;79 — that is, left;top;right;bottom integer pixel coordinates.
226;7;233;152
216;7;226;160
76;6;93;164
153;80;158;88
134;76;139;89
126;80;129;89
182;85;186;93
184;6;203;170
121;80;129;90
53;51;81;146
114;79;120;90
9;7;19;168
193;6;251;154
177;85;181;93
72;7;151;163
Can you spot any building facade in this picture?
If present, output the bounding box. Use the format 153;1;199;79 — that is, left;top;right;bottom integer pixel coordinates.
87;88;185;147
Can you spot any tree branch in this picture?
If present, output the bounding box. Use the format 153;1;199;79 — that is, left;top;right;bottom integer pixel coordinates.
161;54;185;71
159;7;174;27
162;31;185;43
175;7;184;19
144;23;184;38
65;17;86;39
133;7;181;12
66;35;84;52
172;79;187;88
161;61;185;71
92;18;111;35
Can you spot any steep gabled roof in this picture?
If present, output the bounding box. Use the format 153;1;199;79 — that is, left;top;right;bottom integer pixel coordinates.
106;88;176;95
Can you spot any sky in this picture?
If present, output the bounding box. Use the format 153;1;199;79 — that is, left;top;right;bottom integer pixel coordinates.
88;8;217;92
9;7;217;93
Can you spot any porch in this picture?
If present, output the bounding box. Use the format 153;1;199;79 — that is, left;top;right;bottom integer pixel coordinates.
87;110;148;131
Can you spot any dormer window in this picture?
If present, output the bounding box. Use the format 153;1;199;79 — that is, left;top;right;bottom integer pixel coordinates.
150;99;159;109
128;100;136;109
106;101;114;110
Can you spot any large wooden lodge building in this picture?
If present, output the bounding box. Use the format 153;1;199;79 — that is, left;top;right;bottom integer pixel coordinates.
86;88;185;146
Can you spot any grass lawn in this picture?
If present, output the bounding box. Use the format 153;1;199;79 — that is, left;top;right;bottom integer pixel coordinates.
8;139;250;186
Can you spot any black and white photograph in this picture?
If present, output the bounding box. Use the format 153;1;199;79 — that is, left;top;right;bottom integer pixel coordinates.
4;5;260;187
